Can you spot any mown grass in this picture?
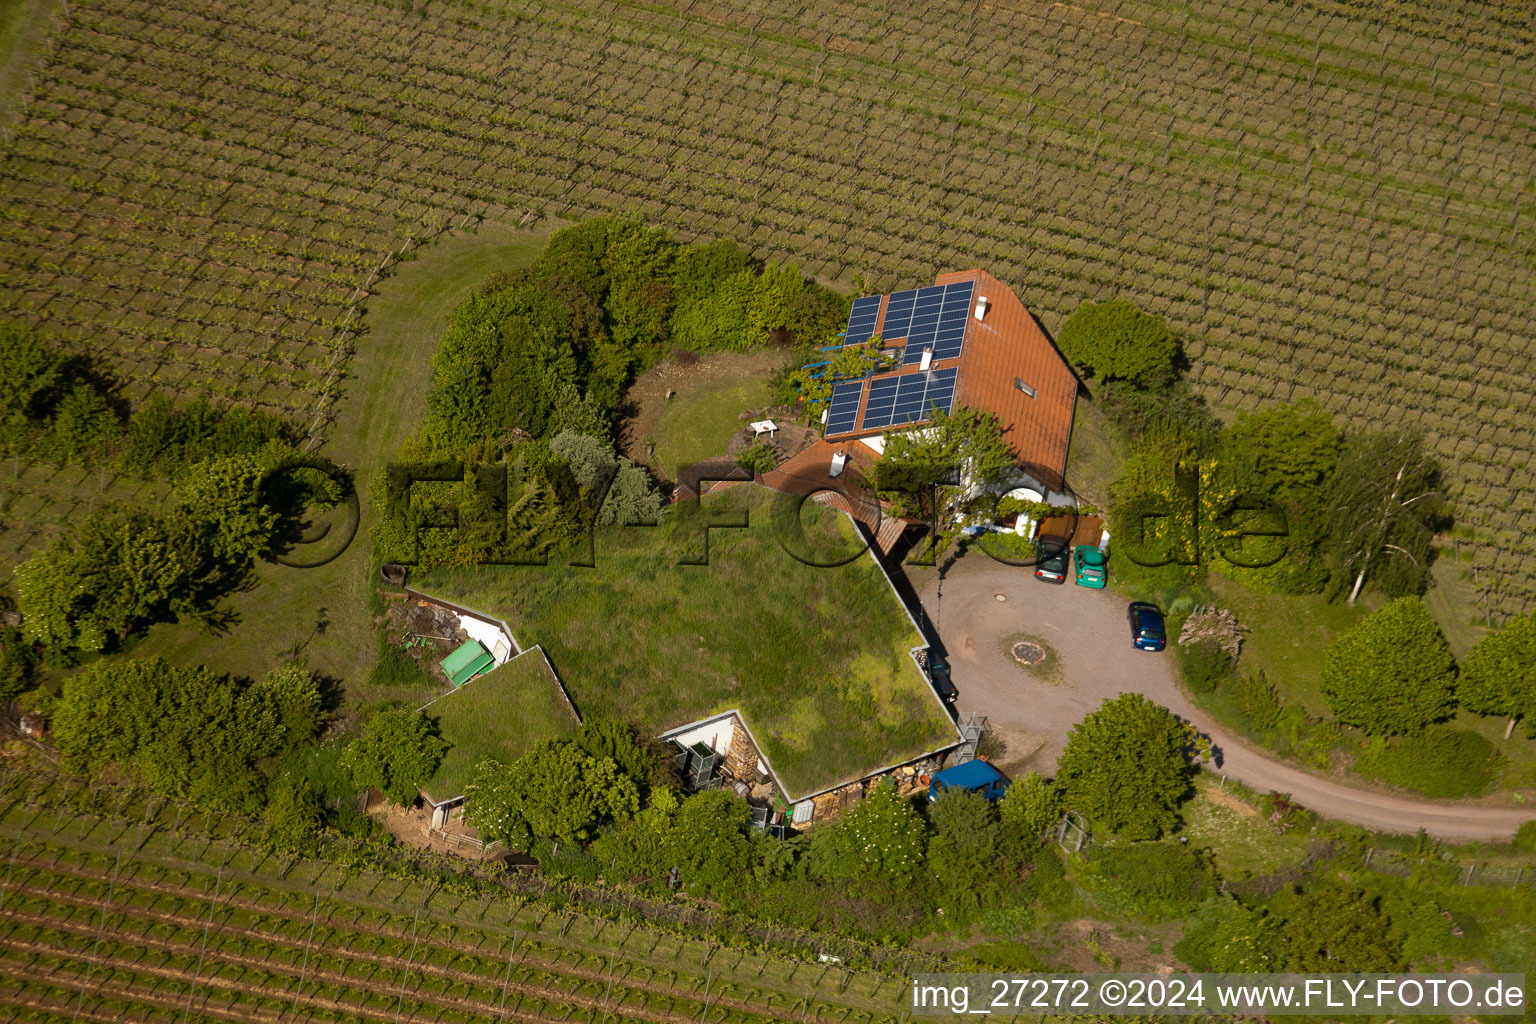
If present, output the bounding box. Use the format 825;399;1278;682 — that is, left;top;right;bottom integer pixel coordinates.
122;224;551;694
420;485;957;797
634;350;780;480
1178;777;1314;881
1205;574;1372;716
421;648;581;801
1061;390;1128;510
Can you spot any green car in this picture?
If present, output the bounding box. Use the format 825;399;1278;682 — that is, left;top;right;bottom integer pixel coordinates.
1074;545;1107;588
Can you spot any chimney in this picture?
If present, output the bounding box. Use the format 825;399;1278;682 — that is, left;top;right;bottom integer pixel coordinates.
974;296;989;321
919;347;933;371
829;450;848;478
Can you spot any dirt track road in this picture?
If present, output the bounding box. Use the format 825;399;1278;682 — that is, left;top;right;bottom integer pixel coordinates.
907;556;1533;841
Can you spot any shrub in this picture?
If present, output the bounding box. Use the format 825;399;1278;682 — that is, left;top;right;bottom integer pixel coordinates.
1177;641;1234;694
1280;888;1405;971
1321;597;1457;735
1057;693;1198;840
1354;728;1502;798
1228;670;1282;733
1513;820;1536;854
1175;895;1286;971
1057;299;1180;388
367;639;433;689
735;439;780;475
1074;842;1217;922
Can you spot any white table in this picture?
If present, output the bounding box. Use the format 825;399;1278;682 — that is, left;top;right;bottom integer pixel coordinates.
749;419;778;440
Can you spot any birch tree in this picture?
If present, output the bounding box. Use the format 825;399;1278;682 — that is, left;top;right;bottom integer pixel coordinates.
1323;430;1446;605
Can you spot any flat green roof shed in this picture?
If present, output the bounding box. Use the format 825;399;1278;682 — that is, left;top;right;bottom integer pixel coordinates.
440;640;494;687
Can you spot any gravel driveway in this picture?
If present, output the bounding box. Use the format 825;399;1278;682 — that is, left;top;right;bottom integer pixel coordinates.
904;553;1533;840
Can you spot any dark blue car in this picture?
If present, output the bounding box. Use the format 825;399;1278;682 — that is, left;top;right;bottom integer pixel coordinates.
1128;602;1166;651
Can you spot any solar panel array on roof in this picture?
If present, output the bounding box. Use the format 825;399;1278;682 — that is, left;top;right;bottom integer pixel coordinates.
861;367;959;430
898;281;975;365
824;380;863;435
842;295;882;346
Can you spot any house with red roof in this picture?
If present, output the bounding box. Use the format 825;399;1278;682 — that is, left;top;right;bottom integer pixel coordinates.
761;270;1079;551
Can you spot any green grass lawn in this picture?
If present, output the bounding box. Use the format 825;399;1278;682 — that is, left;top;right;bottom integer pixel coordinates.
419;648;580;802
1206;574;1373;715
1423;553;1490;660
1179;777;1314;880
123;223;552;699
628;350;781;479
1061;389;1128;510
418;484;958;797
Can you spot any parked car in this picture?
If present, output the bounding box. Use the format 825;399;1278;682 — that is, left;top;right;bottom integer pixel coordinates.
1128;601;1167;651
1034;536;1069;583
928;759;1009;802
927;654;958;706
1074;545;1107;588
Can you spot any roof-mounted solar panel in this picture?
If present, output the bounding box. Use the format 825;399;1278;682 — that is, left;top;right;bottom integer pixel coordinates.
824;380;864;435
842;295;883;346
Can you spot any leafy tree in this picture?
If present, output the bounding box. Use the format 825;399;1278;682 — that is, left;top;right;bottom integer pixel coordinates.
0;324;64;425
1321;597;1457;735
52;656;319;812
1458;611;1536;737
572;719;660;789
0;627;37;703
1514;820;1536;854
1056;694;1198;840
808;779;927;886
263;776;323;855
466;739;640;848
998;771;1061;844
249;663;326;746
1098;380;1221;458
1282;889;1405;971
671;239;750;307
48;382;119;461
341;708;448;806
1324;430;1446;604
119;396;292;477
602;220;679;359
1057;299;1179;387
872;405;1017;563
16;505;205;652
174;452;280;567
782;339;892;420
735;439;780;475
548;430;662;527
1219;399;1339;503
670;269;754;351
926;788;1010;914
421;269;607;455
660;789;755;897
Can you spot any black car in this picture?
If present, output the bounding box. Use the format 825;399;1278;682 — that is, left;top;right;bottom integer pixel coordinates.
1128;601;1167;651
927;654;959;705
1034;536;1069;583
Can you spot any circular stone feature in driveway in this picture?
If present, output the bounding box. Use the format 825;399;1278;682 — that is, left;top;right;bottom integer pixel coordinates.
1011;640;1047;665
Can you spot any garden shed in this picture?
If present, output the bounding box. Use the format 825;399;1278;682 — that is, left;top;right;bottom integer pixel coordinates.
440;640;495;687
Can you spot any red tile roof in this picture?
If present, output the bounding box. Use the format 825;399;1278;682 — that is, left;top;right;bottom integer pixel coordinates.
823;271;1077;492
759;439;883;530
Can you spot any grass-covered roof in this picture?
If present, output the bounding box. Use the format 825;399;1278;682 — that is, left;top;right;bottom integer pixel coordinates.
420;485;958;797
